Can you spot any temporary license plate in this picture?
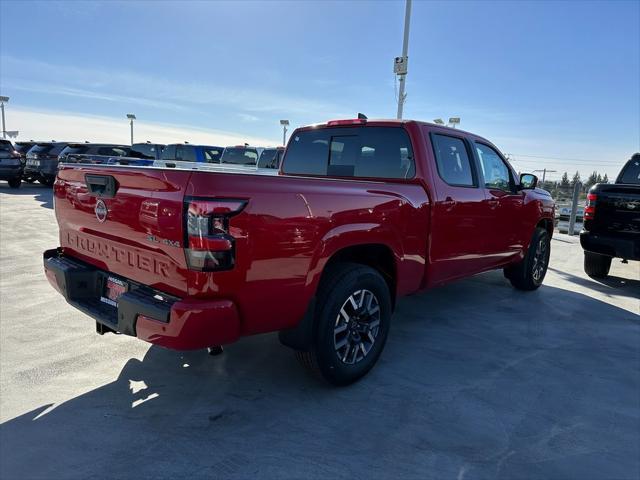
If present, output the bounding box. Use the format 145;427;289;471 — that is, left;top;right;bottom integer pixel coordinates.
100;276;127;307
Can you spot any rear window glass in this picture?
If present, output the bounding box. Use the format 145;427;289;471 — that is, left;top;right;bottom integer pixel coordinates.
204;148;223;163
221;147;258;166
61;145;89;156
97;146;129;156
283;126;415;179
619;157;640;184
160;145;177;160
15;143;34;154
49;144;68;156
30;144;55;155
431;134;476;187
177;145;197;162
130;144;159;159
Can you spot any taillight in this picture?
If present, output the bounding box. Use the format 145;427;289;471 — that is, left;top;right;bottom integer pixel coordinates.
185;198;247;271
584;193;597;220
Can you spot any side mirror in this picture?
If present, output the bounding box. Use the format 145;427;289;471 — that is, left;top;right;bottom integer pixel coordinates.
519;173;538;190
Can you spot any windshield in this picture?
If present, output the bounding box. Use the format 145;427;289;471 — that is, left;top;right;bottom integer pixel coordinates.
221;147;258;166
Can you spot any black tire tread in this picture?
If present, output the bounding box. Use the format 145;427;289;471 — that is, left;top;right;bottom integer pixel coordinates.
584;251;612;278
507;227;549;291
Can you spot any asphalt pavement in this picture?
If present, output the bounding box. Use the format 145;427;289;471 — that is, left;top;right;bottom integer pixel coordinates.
1;183;638;479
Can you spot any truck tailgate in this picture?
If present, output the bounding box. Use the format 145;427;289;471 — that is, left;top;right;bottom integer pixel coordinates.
55;165;192;296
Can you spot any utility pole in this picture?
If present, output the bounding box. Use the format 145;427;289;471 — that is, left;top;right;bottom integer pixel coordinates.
568;181;582;236
126;114;136;145
280;120;290;146
533;168;557;185
395;0;412;119
0;96;9;140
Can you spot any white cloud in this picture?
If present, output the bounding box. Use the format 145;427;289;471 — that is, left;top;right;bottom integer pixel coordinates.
8;107;279;147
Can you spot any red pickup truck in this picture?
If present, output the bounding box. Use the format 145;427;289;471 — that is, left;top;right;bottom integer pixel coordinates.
44;119;555;385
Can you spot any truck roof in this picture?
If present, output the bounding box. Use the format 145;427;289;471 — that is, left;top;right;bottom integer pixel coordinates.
297;118;489;144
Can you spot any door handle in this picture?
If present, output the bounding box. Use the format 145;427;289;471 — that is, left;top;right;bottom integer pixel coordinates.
442;196;456;211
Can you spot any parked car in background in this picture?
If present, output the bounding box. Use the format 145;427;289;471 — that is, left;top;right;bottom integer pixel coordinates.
257;146;285;169
45;117;555;385
581;153;640;278
14;141;37;159
0;140;23;189
220;145;260;166
59;143;130;165
160;143;223;163
556;205;584;234
24;142;71;186
128;142;165;161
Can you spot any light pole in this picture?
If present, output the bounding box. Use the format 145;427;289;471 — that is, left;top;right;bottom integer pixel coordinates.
395;0;412;119
0;96;9;139
280;120;290;146
448;117;460;128
126;114;136;145
433;118;445;125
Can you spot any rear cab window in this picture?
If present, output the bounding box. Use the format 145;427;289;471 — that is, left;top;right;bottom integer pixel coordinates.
283;126;415;179
618;156;640;184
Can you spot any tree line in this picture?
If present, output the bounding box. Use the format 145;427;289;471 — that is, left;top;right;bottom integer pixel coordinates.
539;171;609;200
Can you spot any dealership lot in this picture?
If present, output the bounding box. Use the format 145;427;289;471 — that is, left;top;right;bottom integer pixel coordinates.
1;183;638;479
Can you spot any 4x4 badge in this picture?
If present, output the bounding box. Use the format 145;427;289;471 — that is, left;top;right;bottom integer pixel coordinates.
95;199;108;223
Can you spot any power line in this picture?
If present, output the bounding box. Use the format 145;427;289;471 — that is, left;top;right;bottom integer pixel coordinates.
506;152;625;164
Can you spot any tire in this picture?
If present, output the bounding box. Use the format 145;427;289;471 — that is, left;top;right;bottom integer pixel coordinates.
584;251;612;278
505;227;550;291
8;178;21;189
296;263;392;386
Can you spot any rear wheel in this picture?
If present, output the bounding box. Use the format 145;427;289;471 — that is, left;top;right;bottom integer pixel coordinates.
7;178;21;189
584;251;612;278
296;263;392;386
505;227;550;291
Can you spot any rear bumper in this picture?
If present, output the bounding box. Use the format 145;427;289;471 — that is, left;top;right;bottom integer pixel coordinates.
43;248;240;349
580;231;640;261
0;164;22;180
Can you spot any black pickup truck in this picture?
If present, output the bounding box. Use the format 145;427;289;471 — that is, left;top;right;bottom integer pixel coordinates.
581;153;640;278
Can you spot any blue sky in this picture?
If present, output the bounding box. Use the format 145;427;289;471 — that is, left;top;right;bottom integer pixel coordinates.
1;0;638;180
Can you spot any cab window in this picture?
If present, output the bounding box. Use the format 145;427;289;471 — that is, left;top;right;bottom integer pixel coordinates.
431;134;476;187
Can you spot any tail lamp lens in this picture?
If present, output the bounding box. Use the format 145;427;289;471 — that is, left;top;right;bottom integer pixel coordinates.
185;199;246;271
584;193;597;220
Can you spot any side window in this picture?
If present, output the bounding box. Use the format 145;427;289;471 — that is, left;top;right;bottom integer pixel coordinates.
431;134;475;186
161;145;177;160
357;127;415;178
475;143;512;191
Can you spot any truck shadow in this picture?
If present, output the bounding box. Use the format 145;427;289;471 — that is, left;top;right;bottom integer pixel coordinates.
0;183;53;209
548;265;640;300
1;274;639;479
